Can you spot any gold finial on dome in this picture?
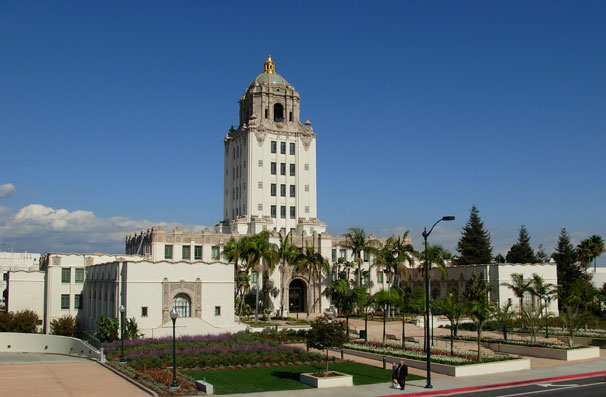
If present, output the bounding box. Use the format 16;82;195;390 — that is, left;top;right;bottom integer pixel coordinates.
264;54;275;74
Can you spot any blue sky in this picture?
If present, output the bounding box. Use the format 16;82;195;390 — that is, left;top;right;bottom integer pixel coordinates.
0;1;604;263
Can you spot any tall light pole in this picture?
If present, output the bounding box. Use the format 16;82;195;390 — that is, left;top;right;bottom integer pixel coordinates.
119;304;126;363
170;308;179;388
422;215;455;388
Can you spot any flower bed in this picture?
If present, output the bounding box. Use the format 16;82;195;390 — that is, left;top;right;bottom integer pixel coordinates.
343;340;511;365
451;335;580;350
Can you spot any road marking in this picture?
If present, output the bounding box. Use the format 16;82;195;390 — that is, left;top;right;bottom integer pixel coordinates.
445;380;604;397
471;381;604;397
536;383;579;388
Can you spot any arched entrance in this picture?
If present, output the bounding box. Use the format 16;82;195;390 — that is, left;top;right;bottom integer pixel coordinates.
288;279;306;313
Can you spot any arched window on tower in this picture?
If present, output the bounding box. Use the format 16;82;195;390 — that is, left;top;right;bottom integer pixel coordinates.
273;103;284;122
173;293;191;317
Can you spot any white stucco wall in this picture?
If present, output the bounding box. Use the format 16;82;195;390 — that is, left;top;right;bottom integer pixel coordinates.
6;270;45;328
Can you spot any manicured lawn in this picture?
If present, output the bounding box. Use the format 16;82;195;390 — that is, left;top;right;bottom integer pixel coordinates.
185;362;424;394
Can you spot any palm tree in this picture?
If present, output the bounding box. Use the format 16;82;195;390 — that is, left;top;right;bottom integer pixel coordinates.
502;273;533;321
373;289;397;345
342;227;378;287
492;299;514;341
560;305;584;347
522;304;544;344
531;274;555;337
434;291;464;355
242;231;278;322
466;296;495;362
416;243;449;279
223;237;246;302
276;232;297;318
590;235;605;273
293;243;327;321
324;279;365;341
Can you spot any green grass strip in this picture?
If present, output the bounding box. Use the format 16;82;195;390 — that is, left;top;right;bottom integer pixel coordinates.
185;362;424;394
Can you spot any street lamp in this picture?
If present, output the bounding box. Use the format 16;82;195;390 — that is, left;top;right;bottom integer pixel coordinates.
170;308;179;388
422;215;455;389
119;304;126;363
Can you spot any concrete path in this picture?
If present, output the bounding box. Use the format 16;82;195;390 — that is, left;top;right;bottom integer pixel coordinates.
0;353;148;397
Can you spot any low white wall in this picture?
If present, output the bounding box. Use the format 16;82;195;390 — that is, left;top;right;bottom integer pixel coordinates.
556;336;606;348
0;333;103;361
487;343;600;361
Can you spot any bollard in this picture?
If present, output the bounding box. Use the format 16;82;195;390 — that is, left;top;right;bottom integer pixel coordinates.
382;355;386;369
341;349;344;360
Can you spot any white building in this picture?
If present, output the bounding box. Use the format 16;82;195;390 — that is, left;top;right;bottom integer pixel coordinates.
1;251;40;310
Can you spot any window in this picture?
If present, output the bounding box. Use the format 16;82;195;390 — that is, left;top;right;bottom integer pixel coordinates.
258;160;263;167
280;141;286;154
377;272;384;284
280;206;286;218
194;245;202;260
305;185;309;192
173;293;191;317
61;268;71;283
182;245;191;260
290;206;295;219
280;163;285;175
165;245;173;259
271;183;276;196
290;164;295;176
271;162;276;175
339;249;346;259
332;249;337;262
274;103;284;122
363;251;370;262
264;108;268;118
258;181;263;188
304;163;309;171
141;306;148;317
290;185;295;197
215;306;221;316
61;294;70;309
2;273;6;281
74;294;83;310
271;141;276;153
290;142;295;155
258;203;263;211
251;271;258;284
331;272;337;282
211;246;220;260
305;206;309;213
281;227;286;235
75;269;84;283
364;274;369;285
271;205;276;218
280;184;286;197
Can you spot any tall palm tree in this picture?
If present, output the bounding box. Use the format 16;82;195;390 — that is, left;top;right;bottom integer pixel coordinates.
293;243;327;321
416;243;449;279
276;232;297;318
466;296;495;362
590;235;605;273
242;231;278;322
434;291;464;355
223;237;246;300
392;286;413;349
502;273;533;320
531;273;555;337
342;227;378;287
373;288;397;345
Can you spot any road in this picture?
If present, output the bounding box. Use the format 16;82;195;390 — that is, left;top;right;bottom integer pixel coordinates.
442;375;605;397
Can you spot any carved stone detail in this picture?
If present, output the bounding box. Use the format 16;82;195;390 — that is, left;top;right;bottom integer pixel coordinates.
301;134;313;151
161;278;203;323
254;128;267;146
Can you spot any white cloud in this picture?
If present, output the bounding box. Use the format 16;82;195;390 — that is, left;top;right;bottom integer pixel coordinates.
0;183;15;198
0;204;207;254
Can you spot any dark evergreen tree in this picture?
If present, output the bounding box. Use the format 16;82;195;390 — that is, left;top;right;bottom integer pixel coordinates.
506;225;537;263
536;244;549;262
494;253;505;264
457;205;493;265
552;228;587;306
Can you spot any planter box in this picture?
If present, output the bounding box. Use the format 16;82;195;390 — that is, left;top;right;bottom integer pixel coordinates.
299;372;353;388
487;343;600;361
341;348;530;377
556;336;606;348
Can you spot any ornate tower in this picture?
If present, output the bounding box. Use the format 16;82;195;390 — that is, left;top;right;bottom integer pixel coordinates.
219;56;326;236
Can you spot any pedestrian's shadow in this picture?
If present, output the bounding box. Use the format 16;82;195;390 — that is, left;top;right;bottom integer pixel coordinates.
271;371;301;381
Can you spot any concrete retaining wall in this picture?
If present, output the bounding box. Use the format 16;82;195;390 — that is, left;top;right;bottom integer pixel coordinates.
556;336;606;348
487;343;600;361
0;333;104;361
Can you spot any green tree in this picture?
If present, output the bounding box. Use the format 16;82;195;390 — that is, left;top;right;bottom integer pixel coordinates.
242;231;278;322
457;205;493;265
125;317;142;339
492;299;514;341
589;235;605;273
531;274;556;337
463;272;493;303
95;315;119;342
307;315;348;376
577;235;605;273
0;310;39;333
50;314;78;336
521;304;544;344
373;289;397;345
293;243;327;321
552;228;586;305
506;225;537;264
391;286;413;349
502;273;533;321
466;296;495;362
434;291;464;355
324;279;365;340
276;232;298;318
417;243;449;279
560;305;583;347
341;227;378;287
494;253;505;264
535;244;549;262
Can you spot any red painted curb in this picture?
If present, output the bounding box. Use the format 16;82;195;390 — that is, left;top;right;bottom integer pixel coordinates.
381;371;606;397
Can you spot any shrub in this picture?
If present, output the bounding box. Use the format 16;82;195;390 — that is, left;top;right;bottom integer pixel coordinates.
0;310;39;333
0;311;15;331
95;315;119;342
50;315;78;336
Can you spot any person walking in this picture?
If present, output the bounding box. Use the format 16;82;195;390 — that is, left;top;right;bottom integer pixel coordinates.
391;361;400;389
397;360;408;390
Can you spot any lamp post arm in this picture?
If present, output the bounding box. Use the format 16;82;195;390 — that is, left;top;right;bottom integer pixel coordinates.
423;219;443;239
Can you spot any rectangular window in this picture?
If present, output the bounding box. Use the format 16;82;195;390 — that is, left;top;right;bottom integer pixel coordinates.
164;245;173;259
332;249;337;262
264;109;268;118
75;294;83;310
251;271;258;284
2;273;6;281
271;141;276;153
339;249;346;259
194;245;202;260
61;268;71;283
280;206;286;218
280;184;286;197
377;272;384;284
141;306;148;317
271;183;276;196
215;306;221;316
258;160;263;167
271;162;276;175
290;206;295;219
211;246;220;260
290;142;295;155
280;163;286;175
304;163;309;171
363;251;370;262
305;206;309;213
290;185;295;197
289;111;293;122
280;142;286;154
331;272;337;282
75;268;84;283
182;245;191;260
364;274;369;285
290;164;295;176
271;205;276;218
258;181;263;188
61;294;69;310
305;185;309;192
258;204;263;211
